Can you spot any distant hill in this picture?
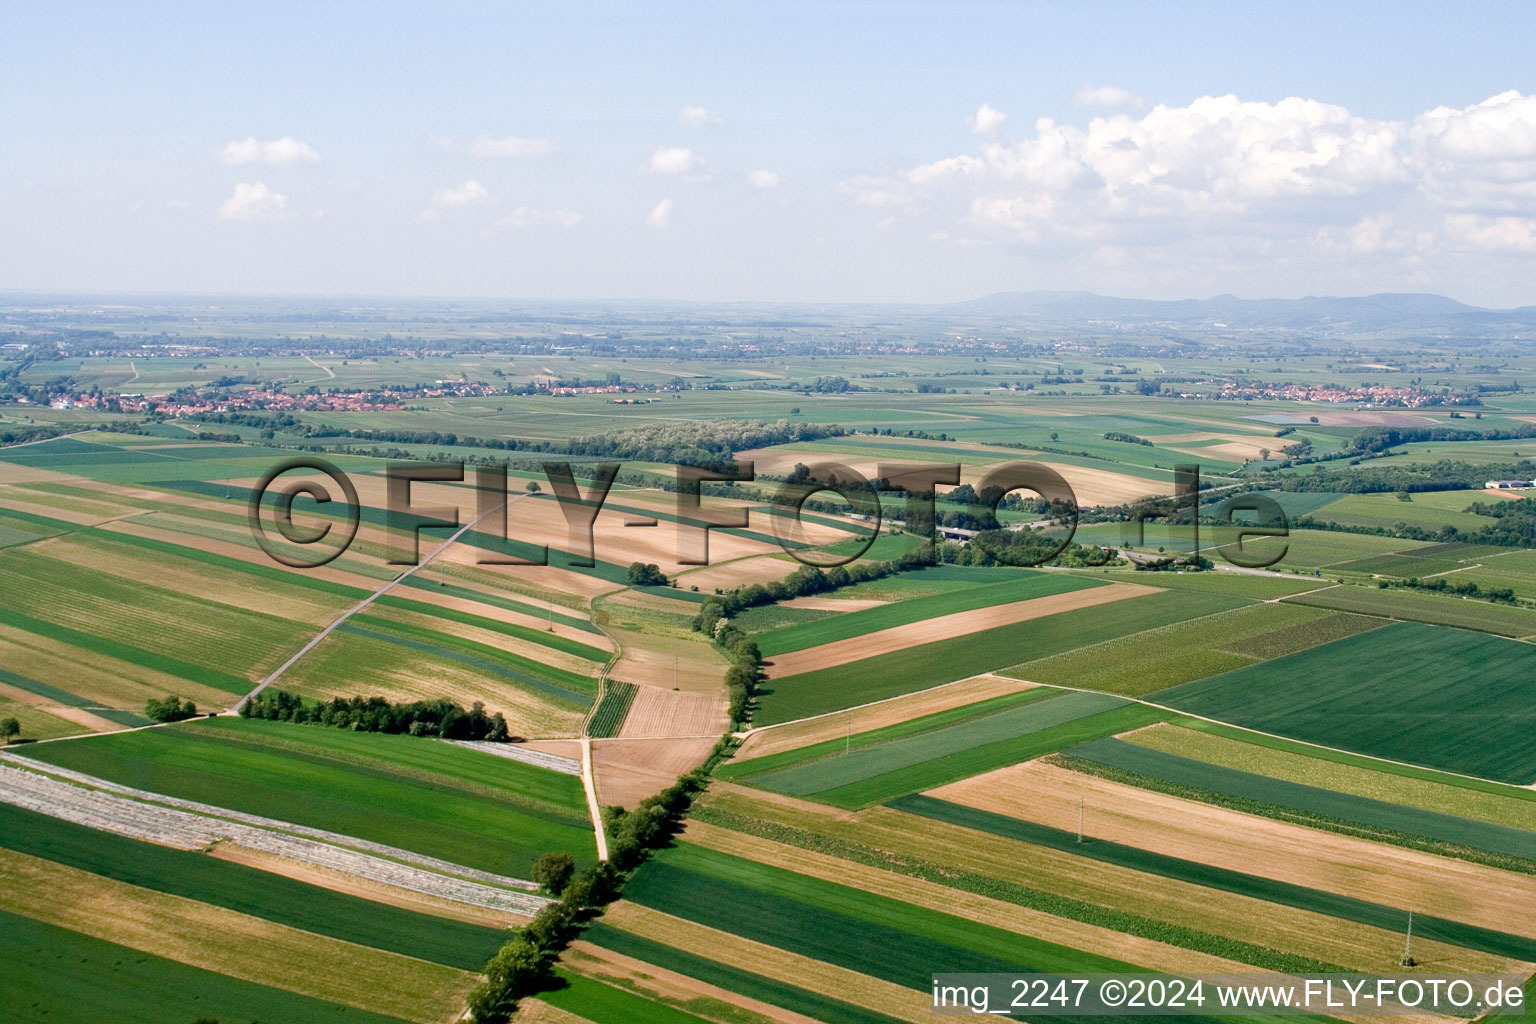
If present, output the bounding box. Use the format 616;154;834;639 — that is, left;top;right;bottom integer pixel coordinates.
953;290;1536;333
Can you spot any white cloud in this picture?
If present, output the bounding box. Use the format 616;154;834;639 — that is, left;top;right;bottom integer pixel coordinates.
1071;85;1149;110
647;146;699;176
217;182;290;221
646;198;674;227
218;137;320;165
678;105;722;127
165;198;191;211
497;206;583;228
747;169;781;188
430;180;489;207
468;134;559;157
1445;213;1536;253
418;180;489;221
845;90;1536;284
966;103;1008;135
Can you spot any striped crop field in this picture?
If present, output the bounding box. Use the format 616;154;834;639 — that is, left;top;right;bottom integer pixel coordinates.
1156;621;1536;784
1063;736;1536;863
1007;601;1383;696
20;718;597;878
732;690;1147;807
1284;583;1536;636
754;571;1102;656
588;681;639;738
756;588;1246;724
1124;722;1536;830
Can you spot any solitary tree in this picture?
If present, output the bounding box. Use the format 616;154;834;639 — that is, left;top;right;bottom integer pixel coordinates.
1;718;20;744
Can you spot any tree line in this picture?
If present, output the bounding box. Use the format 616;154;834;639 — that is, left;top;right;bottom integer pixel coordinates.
239;691;513;741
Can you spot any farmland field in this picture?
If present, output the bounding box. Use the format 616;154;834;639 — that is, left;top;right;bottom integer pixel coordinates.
1155;622;1536;783
1063;736;1536;861
1127;724;1536;824
757;588;1245;723
19;717;598;876
11;305;1536;1024
755;570;1100;656
735;690;1136;807
1285;582;1536;636
0;911;422;1024
1007;601;1383;696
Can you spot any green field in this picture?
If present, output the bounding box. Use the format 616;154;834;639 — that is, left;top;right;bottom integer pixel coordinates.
741;690;1129;805
625;842;1137;986
21;718;597;876
540;970;713;1024
757;588;1246;723
1155;622;1536;783
756;571;1102;656
0;801;506;970
588;680;638;738
1285;583;1536;635
1008;602;1382;696
0;909;415;1024
583;924;910;1024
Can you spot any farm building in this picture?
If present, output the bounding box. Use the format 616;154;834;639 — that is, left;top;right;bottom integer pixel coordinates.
1485;479;1536;488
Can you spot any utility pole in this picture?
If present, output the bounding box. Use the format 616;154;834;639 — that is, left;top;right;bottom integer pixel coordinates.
845;712;851;755
547;599;554;632
1403;910;1415;965
1077;797;1085;844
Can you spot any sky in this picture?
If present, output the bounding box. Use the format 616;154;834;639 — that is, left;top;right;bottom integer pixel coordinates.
5;1;1536;306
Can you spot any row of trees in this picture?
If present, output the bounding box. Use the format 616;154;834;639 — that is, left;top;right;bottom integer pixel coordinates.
467;775;705;1022
239;691;513;741
1377;576;1516;603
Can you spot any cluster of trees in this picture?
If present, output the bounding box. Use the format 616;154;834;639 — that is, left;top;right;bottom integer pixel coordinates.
933;530;1118;569
467;774;704;1022
789;375;853;393
1;717;20;743
239;690;512;741
625;562;670;587
1103;431;1154;446
144;695;199;722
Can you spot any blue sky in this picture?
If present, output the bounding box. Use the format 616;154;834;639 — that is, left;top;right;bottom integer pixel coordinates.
5;1;1536;304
